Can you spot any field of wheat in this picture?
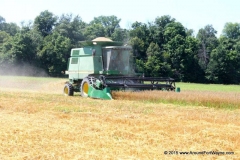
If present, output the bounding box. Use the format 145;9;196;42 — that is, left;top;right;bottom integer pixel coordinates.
0;76;239;159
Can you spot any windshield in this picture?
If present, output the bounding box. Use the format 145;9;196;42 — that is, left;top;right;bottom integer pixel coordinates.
102;47;131;74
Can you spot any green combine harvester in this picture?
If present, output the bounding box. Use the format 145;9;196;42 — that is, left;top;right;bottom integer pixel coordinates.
63;37;176;100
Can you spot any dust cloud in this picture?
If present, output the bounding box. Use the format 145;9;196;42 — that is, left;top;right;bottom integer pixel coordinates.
0;63;48;77
0;63;66;94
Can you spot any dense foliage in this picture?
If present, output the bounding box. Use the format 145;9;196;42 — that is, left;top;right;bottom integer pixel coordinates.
0;11;240;84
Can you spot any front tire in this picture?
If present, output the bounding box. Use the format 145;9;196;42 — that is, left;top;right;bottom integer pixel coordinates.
63;83;74;96
80;78;90;97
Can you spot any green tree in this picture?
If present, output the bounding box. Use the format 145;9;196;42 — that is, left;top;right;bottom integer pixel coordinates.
128;15;203;82
83;23;106;41
150;15;176;47
38;32;71;76
206;23;240;84
163;22;186;80
206;37;240;84
222;22;240;39
0;16;19;36
197;25;218;70
34;10;57;37
145;42;171;77
91;15;121;38
0;26;43;75
162;21;203;82
8;28;39;64
183;36;205;82
84;15;122;41
0;16;5;24
55;14;86;47
0;32;12;70
129;22;150;60
111;28;129;42
129;36;146;73
0;31;10;46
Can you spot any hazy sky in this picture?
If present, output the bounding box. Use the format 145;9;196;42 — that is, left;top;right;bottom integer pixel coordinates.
1;0;240;36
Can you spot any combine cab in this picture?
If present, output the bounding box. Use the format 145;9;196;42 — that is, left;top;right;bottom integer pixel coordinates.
63;37;176;100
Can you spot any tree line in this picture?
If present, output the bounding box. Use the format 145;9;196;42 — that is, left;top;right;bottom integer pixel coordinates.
0;10;240;84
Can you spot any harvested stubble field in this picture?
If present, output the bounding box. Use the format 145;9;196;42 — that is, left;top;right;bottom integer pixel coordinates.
0;76;240;160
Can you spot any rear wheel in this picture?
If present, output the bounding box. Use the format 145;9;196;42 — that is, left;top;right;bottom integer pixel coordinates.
80;78;90;97
63;83;74;96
